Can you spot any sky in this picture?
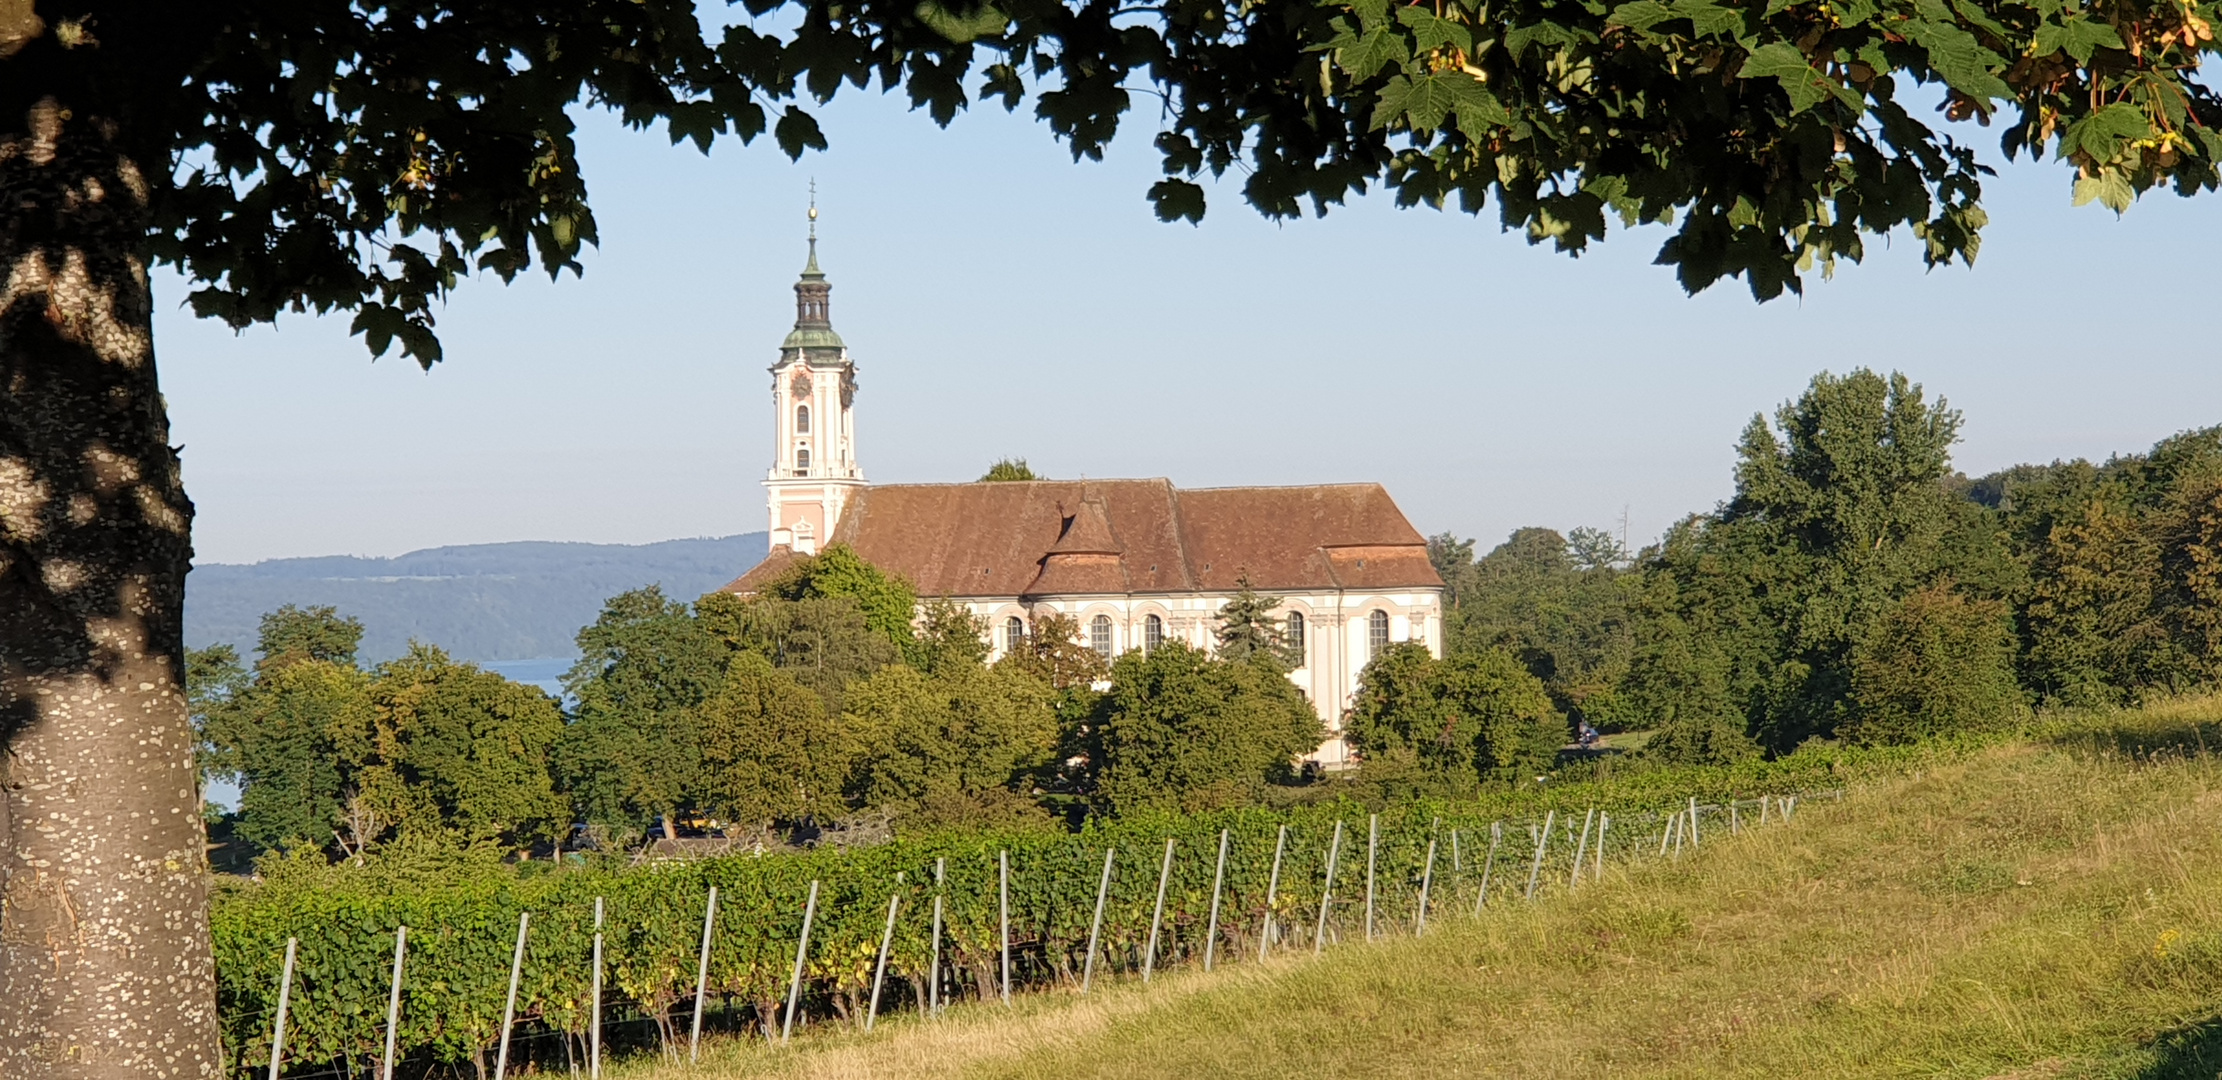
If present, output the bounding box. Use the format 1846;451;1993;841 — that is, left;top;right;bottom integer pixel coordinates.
157;82;2222;567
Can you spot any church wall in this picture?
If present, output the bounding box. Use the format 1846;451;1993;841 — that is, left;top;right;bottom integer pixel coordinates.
951;586;1442;767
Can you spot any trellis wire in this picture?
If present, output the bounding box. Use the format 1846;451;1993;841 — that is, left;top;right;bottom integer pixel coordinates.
689;885;717;1062
1203;829;1230;972
1313;820;1344;956
492;913;528;1080
1143;838;1176;983
267;936;297;1080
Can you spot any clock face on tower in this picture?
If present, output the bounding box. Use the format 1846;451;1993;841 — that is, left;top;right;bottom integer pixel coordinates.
792;370;814;398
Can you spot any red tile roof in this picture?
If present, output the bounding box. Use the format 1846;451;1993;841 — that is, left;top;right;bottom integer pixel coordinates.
719;480;1441;599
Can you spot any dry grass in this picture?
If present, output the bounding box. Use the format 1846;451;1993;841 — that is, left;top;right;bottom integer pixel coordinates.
625;698;2222;1080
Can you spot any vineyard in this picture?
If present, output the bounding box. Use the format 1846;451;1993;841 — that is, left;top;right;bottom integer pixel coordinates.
216;740;1941;1078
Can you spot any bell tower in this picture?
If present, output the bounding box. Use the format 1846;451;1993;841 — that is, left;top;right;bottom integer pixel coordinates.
764;194;865;554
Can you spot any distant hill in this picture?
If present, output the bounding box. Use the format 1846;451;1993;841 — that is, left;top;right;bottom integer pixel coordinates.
186;534;769;664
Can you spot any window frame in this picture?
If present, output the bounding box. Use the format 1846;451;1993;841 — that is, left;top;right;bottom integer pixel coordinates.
1143;613;1164;653
1367;609;1390;659
1286;611;1306;659
796;403;811;434
1089;614;1114;658
1004;616;1026;655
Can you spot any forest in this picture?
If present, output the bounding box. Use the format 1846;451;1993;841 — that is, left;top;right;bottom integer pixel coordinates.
189;367;2222;864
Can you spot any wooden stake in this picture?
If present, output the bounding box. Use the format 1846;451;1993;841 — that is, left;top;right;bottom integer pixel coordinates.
1524;810;1555;901
690;885;717;1062
1144;838;1176;982
1204;829;1230;972
590;898;604;1080
781;880;819;1043
929;858;945;1016
381;926;407;1080
1659;810;1675;856
1731;801;1741;835
1415;819;1439;935
999;850;1012;1005
1082;847;1115;993
1688;796;1702;848
1594;814;1608;882
494;913;529;1080
1313;820;1345;955
1569;808;1595;890
267;936;297;1080
1260;824;1288;962
866;893;901;1031
1474;822;1501;915
1364;814;1379;942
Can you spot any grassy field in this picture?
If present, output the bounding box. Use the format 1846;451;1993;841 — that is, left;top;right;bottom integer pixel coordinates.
627;699;2222;1079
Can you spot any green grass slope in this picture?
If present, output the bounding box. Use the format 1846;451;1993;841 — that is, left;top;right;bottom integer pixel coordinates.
648;701;2222;1080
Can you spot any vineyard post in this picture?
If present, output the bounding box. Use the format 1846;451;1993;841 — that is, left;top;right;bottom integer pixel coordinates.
1144;838;1177;982
1759;796;1769;826
1474;822;1501;916
866;893;901;1031
1082;847;1114;993
1689;797;1702;848
1203;829;1230;972
1659;811;1675;857
590;897;605;1080
930;857;946;1017
266;936;297;1080
1595;815;1608;882
380;926;407;1080
494;912;529;1080
1364;814;1379;943
1786;795;1798;820
1415;820;1438;936
1313;819;1344;956
781;880;820;1044
1450;828;1463;910
1731;801;1741;835
1569;809;1594;890
1524;810;1555;901
999;850;1012;1006
690;885;719;1062
1259;824;1287;962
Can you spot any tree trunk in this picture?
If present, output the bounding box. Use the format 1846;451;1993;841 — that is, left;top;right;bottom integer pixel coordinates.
0;95;216;1077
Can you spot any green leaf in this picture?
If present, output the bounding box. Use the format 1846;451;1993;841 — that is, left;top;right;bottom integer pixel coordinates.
2033;17;2124;63
1397;7;1476;53
1675;0;1745;38
1372;71;1500;132
773;107;828;159
1335;25;1412;81
2071;169;2135;212
1605;0;1677;32
2060;103;2149;163
1148;179;1207;223
1738;42;1839;113
1902;20;2011;101
913;0;1009;43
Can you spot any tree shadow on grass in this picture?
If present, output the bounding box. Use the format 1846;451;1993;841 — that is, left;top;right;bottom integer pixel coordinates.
2041;714;2222;762
2111;1016;2222;1079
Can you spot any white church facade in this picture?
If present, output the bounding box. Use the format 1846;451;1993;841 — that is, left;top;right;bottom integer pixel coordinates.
724;217;1443;766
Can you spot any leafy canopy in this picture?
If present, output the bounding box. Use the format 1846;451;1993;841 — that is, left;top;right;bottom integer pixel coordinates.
27;0;2219;379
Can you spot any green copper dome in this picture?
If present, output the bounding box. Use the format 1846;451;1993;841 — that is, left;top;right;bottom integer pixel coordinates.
782;231;845;351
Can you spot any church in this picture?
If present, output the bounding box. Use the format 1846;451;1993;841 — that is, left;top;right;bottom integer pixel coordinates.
722;214;1443;766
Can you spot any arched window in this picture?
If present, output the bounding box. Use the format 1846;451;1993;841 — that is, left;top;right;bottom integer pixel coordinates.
795;404;811;434
1368;609;1390;659
1144;614;1164;653
1004;616;1026;655
1090;614;1114;658
796;447;811;472
1286;611;1306;658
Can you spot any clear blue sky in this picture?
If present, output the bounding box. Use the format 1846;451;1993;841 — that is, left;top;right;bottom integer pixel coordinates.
158;86;2222;566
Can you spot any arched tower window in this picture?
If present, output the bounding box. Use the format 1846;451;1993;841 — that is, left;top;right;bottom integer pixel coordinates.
1144;614;1164;653
1005;616;1025;655
1090;615;1114;658
1286;612;1306;657
796;404;811;434
796;447;811;472
1367;609;1390;659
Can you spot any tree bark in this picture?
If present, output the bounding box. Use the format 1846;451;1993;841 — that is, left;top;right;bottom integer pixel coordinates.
0;94;217;1077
